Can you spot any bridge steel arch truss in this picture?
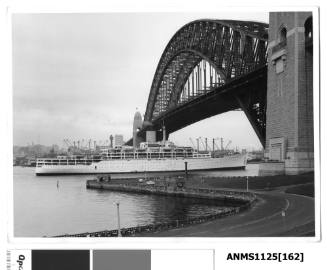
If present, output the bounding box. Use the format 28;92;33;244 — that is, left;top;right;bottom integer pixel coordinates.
143;19;268;146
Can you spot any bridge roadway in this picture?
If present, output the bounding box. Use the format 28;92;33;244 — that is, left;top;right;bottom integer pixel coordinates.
137;191;315;237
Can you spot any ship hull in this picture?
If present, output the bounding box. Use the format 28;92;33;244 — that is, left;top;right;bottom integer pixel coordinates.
35;154;247;176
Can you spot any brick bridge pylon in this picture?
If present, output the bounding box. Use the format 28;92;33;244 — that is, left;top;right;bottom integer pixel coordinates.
261;12;314;175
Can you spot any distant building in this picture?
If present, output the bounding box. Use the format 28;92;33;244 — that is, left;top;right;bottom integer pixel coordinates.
114;134;124;147
133;111;143;148
52;144;60;153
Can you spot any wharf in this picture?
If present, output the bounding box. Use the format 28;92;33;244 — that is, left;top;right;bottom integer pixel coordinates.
86;179;256;205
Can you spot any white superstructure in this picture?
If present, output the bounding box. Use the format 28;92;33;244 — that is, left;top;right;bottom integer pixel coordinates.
35;141;247;175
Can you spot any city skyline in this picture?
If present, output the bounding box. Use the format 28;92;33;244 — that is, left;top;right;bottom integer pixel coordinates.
13;12;268;150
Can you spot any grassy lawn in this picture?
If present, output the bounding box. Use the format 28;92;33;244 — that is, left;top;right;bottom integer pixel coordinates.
184;172;314;191
285;183;314;197
101;172;315;197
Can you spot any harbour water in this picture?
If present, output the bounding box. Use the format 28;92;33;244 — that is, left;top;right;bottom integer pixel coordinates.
14;164;259;237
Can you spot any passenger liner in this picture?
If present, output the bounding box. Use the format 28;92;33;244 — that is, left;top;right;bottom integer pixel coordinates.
35;141;247;176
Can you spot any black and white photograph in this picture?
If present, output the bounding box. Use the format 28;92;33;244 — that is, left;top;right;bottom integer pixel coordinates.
11;10;317;238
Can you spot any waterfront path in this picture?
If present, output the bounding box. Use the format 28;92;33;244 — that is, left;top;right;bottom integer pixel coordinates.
137;191;315;237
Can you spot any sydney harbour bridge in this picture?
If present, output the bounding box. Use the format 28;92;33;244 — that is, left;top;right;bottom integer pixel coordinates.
126;19;269;147
126;13;314;176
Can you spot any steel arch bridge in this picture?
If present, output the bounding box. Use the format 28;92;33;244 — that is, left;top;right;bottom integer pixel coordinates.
131;19;269;146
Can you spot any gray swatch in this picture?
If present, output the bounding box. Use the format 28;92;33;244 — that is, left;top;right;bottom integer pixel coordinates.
93;250;151;270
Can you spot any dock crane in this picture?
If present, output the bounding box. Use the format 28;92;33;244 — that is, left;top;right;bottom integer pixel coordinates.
214;138;221;150
63;139;73;148
63;139;75;153
225;140;232;150
189;138;196;149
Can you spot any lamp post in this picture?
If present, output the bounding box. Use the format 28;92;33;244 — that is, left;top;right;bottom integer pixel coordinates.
246;176;249;192
116;202;122;237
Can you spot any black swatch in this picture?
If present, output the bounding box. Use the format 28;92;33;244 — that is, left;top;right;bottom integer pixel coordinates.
32;250;90;270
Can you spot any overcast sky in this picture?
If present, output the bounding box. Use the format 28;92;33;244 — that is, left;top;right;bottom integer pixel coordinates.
12;12;268;150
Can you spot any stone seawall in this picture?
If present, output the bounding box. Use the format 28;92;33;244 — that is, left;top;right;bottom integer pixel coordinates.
86;180;255;205
53;180;257;237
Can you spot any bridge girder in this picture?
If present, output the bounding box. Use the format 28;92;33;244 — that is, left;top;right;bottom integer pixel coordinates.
151;66;267;146
144;19;268;125
126;20;269;147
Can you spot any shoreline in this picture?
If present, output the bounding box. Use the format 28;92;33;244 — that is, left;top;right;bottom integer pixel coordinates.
54;182;256;237
137;191;314;237
53;172;314;237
